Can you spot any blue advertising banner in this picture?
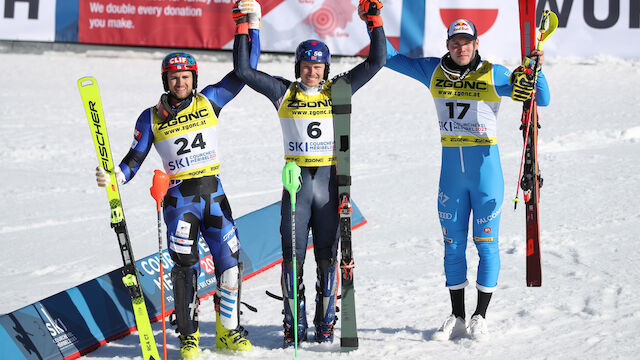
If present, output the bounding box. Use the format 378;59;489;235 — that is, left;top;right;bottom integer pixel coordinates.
0;200;366;360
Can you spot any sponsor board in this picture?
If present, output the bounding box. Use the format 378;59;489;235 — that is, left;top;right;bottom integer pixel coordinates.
2;1;637;58
0;0;56;41
0;199;366;359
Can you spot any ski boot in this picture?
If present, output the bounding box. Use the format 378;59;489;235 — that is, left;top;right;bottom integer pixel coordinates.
178;329;199;359
313;259;338;342
214;265;252;351
215;311;252;351
282;261;308;347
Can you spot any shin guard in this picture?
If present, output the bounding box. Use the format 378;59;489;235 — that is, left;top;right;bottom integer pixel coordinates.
171;265;199;335
216;265;240;330
314;258;338;342
281;261;307;345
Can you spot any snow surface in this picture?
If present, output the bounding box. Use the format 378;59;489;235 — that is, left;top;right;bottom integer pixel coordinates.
2;44;640;359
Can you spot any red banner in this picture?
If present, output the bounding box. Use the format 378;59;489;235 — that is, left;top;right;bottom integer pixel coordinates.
78;0;236;48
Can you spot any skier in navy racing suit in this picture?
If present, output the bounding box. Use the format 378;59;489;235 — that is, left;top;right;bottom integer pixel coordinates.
233;0;386;347
94;2;262;358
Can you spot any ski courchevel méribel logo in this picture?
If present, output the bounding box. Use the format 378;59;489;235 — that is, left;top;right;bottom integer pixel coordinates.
303;0;357;39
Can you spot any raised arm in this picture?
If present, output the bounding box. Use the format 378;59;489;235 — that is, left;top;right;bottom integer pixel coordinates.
232;0;289;106
233;32;290;106
199;2;263;110
341;0;386;94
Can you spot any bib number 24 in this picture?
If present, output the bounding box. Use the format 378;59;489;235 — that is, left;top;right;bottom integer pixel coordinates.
175;133;207;155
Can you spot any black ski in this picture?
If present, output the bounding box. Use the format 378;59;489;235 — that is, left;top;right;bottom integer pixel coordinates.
332;76;358;351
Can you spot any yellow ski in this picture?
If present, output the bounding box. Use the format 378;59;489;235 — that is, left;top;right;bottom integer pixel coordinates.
78;76;160;360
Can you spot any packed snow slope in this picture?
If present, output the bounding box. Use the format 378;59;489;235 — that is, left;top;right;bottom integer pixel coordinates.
1;44;639;359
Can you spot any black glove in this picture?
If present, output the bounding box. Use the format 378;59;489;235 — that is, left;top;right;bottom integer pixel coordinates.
510;65;535;102
359;0;383;32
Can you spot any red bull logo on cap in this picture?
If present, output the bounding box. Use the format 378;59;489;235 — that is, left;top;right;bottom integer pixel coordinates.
448;18;477;40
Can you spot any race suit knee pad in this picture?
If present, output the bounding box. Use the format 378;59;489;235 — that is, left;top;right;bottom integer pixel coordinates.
444;234;469;288
474;240;501;289
167;213;200;267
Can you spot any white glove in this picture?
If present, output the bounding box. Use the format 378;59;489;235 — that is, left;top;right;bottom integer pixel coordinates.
238;0;261;30
95;166;125;188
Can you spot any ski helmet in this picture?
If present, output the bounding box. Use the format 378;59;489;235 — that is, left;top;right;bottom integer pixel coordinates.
161;52;198;92
294;40;331;80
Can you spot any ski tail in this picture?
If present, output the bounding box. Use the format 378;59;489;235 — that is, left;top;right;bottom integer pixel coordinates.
515;7;560;288
332;76;358;351
78;76;160;359
522;101;542;287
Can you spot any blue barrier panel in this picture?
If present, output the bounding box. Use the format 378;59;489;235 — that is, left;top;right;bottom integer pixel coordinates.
0;200;366;359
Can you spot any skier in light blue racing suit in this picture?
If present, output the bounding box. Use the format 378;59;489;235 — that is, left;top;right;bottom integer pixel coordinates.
233;0;386;347
384;18;550;340
94;3;262;358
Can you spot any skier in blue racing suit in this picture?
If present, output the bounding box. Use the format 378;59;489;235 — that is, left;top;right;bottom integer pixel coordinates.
94;3;262;358
233;0;386;347
384;18;550;340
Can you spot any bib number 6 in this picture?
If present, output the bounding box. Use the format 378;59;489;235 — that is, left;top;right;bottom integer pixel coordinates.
307;122;321;139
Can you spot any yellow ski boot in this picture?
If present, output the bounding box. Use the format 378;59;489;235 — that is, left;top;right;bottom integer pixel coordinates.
179;329;199;359
216;312;252;351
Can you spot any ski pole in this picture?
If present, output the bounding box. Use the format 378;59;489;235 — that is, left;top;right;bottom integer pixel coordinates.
282;161;302;358
150;170;170;360
513;10;558;208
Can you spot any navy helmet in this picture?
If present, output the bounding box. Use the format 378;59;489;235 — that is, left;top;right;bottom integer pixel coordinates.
294;40;331;80
161;52;198;92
